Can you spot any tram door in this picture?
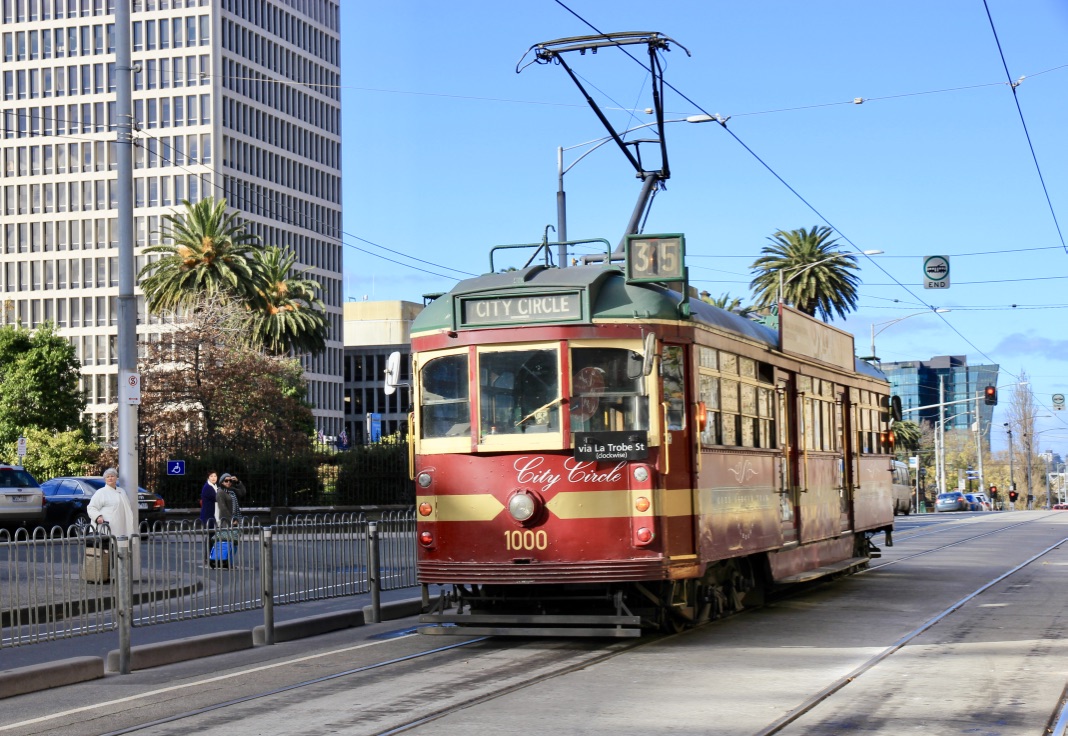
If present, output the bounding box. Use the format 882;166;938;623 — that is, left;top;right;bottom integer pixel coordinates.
658;344;696;557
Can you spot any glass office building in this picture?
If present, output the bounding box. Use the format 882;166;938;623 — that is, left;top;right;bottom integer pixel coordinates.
0;0;343;438
881;355;999;447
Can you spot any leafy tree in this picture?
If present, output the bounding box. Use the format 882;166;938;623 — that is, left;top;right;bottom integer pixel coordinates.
136;298;314;449
891;419;922;454
0;323;87;445
3;427;100;479
749;226;862;321
138;197;261;313
245;246;329;355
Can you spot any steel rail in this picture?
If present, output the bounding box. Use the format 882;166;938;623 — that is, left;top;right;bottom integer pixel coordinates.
755;534;1068;736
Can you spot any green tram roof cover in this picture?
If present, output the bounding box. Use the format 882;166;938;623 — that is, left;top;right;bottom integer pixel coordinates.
411;263;886;381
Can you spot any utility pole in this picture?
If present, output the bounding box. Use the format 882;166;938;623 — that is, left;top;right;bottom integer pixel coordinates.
115;0;139;528
1006;424;1016;509
938;377;946;494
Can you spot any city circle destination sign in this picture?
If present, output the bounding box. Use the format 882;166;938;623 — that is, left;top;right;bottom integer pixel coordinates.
924;255;950;289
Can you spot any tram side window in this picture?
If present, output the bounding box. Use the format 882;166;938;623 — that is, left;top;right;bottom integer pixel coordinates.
661;346;687;431
479;348;559;436
420;354;470;439
802;377;838;451
698;348;775;448
569;347;648;433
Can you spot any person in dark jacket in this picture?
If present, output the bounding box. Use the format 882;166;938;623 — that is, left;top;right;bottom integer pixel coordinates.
216;473;247;526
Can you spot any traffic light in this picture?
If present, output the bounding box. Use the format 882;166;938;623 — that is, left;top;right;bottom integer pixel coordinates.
1009;490;1018;503
989;485;998;497
984;385;998;405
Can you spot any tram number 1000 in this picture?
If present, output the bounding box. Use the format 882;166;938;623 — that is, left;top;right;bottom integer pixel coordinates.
504;529;549;551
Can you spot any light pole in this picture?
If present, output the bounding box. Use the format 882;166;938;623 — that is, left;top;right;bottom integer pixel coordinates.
1020;423;1055;508
862;308;950;362
556;114;714;267
1005;423;1016;508
777;250;883;307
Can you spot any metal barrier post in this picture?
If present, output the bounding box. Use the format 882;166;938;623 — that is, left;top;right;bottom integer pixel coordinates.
421;583;429;610
116;537;131;674
368;522;380;623
262;528;274;645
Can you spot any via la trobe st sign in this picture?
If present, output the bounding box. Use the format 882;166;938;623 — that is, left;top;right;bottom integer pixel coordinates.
924;256;950;289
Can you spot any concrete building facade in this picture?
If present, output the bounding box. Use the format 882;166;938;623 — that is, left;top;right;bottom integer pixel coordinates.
0;0;343;439
342;300;419;445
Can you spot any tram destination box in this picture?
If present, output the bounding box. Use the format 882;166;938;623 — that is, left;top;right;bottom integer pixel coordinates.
574;431;649;462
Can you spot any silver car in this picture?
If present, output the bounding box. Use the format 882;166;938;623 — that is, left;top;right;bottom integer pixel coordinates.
935;491;969;512
0;464;45;525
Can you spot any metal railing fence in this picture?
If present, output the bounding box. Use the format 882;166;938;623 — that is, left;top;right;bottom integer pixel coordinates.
0;510;418;655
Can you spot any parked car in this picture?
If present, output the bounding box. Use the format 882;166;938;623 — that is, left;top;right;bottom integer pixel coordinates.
935;491;970;512
972;493;992;511
1053;503;1068;511
0;464;45;526
964;493;983;511
40;476;166;530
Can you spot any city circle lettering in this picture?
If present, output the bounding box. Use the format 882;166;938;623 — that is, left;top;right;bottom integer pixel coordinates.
464;294;581;325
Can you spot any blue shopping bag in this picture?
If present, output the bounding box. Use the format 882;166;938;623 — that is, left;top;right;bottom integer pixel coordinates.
209;540;230;566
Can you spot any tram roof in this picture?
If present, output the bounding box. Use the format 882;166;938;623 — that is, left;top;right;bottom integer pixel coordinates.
413;263;888;382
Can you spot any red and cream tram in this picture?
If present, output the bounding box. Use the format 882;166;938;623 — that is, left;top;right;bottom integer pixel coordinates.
398;235;897;637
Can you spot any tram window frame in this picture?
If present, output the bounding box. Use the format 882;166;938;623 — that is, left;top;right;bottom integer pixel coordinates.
475;341;567;453
799;377;839;452
698;347;776;449
568;343;650;435
415;347;472;455
851;387;888;455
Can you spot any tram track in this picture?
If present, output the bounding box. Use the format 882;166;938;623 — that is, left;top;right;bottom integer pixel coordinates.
871;511;1060;570
758;531;1068;735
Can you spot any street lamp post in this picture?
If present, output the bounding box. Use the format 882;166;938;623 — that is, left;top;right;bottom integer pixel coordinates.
862;308;951;362
1005;423;1016;508
777;250;883;307
556;114;714;267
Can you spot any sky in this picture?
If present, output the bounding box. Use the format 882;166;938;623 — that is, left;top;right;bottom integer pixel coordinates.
338;1;1068;453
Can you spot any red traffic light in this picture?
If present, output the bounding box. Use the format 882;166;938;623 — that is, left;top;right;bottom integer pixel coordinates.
984;385;998;406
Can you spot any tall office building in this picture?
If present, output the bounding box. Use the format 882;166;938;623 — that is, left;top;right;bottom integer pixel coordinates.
0;0;343;439
881;355;1000;447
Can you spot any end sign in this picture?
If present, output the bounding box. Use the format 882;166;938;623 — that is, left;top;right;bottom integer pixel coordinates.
924;256;950;289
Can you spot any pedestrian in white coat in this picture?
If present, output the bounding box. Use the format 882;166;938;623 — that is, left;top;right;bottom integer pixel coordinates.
87;468;135;537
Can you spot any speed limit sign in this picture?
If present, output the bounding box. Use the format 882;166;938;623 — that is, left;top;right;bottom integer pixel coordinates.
121;370;141;406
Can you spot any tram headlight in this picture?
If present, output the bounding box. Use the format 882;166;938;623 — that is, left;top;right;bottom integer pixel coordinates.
417;472;433;488
508;492;537;522
633;466;649;483
635;527;654;544
635;496;651;513
419;531;434;547
418;502;433;517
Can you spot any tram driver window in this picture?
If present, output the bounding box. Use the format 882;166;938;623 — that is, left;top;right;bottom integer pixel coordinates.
420;354;470;439
479;348;559;436
569;347;649;433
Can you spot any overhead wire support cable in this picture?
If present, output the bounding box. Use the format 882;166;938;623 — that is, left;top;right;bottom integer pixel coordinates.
982;0;1067;254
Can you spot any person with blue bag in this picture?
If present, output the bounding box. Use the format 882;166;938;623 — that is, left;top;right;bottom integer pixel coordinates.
210;473;246;568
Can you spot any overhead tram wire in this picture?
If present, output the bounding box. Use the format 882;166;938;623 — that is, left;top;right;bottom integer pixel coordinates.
133;128;477;281
982;0;1067;254
550;0;1018;380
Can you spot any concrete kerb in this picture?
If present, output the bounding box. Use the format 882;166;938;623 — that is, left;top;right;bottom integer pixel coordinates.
0;597;427;696
0;657;105;699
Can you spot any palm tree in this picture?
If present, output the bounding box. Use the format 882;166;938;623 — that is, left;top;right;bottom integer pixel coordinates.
245;246;328;355
892;419;922;453
699;291;754;317
138;198;262;313
748;226;861;321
